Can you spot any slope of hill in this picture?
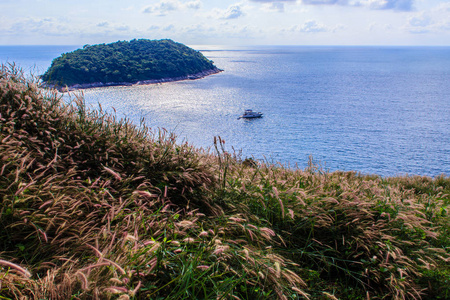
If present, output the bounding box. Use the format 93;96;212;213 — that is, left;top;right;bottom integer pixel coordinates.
1;65;449;299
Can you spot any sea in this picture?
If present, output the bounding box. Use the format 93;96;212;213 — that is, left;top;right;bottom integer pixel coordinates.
1;45;449;177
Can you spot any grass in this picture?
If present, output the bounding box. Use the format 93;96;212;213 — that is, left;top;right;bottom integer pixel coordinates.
0;64;449;299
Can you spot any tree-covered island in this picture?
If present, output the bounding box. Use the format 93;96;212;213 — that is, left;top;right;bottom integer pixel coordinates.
41;39;222;90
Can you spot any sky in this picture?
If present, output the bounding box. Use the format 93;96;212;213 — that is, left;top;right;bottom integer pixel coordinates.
0;0;449;46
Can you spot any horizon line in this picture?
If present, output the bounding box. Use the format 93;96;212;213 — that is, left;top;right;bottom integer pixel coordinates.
1;43;450;48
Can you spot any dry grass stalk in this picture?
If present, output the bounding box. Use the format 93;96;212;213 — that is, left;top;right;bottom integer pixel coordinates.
1;65;449;299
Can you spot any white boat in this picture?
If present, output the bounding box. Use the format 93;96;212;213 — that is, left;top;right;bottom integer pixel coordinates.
239;109;263;119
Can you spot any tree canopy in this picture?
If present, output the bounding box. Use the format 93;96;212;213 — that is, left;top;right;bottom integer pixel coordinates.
41;39;218;86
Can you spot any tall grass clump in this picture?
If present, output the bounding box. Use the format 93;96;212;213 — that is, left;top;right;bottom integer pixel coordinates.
215;150;450;299
1;64;449;299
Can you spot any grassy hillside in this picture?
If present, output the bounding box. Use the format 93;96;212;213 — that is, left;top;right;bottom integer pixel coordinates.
1;65;449;299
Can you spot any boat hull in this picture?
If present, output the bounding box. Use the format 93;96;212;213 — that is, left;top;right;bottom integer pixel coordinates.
241;115;262;118
239;109;263;119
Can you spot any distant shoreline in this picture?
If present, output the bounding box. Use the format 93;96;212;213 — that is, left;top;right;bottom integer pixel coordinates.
41;67;223;92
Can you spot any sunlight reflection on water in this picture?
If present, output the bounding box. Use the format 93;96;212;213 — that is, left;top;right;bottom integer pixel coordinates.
5;45;446;176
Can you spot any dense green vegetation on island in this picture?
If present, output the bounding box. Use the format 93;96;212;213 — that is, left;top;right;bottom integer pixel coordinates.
1;66;450;299
41;39;219;87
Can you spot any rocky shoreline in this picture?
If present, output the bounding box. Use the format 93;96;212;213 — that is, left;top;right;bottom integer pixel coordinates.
41;67;223;92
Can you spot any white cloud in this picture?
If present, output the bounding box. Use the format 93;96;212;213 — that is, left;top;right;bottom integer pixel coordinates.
268;2;286;11
220;5;245;19
366;0;414;11
8;18;68;36
3;16;142;44
368;22;394;32
115;25;130;32
404;3;450;34
97;21;109;27
142;1;178;15
409;13;431;27
163;24;176;31
291;20;328;32
439;20;450;32
257;2;289;11
142;0;202;16
250;0;302;12
299;0;415;11
186;0;202;9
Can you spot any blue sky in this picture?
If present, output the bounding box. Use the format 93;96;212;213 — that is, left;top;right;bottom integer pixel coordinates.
1;0;449;45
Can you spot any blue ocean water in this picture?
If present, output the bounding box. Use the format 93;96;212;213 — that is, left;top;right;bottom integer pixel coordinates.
1;45;449;177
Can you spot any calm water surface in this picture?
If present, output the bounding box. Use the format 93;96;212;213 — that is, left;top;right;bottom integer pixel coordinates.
1;45;449;177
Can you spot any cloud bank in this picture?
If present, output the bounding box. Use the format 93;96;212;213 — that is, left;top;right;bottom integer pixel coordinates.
1;0;447;46
142;0;202;16
249;0;415;11
405;3;450;34
366;0;413;11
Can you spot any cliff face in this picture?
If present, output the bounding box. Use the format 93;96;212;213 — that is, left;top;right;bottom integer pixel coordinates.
41;39;222;89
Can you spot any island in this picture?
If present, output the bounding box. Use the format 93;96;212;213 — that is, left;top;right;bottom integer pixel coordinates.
41;39;222;91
